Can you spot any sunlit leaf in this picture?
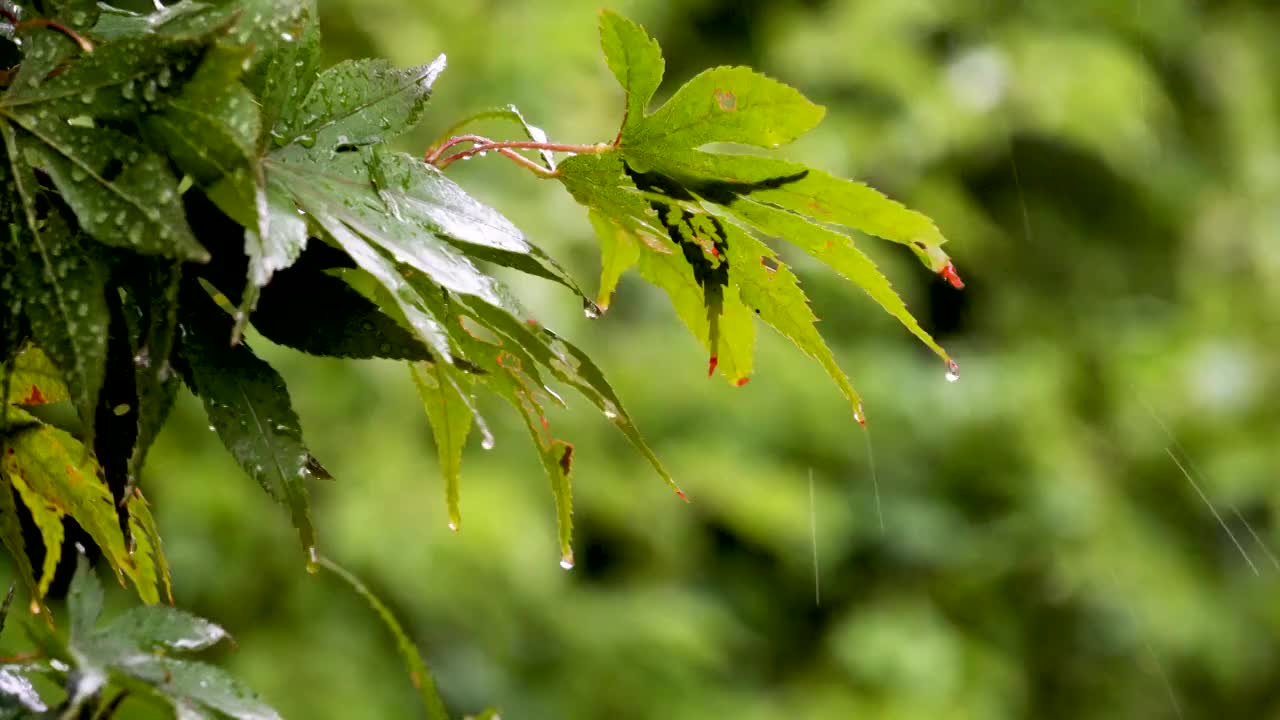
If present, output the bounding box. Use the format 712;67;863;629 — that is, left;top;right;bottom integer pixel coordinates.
410;361;472;531
598;9;664;134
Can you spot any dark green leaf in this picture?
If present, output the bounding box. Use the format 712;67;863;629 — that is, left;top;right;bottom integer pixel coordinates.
10;119;206;260
178;286;325;563
123;260;183;482
1;126;110;427
2;32;213;120
251;266;432;361
252;0;321;139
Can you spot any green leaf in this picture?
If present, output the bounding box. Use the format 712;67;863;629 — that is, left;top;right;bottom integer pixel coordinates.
0;413;135;594
142;44;259;194
716;194;951;363
92;2;221;41
0;470;44;615
274;56;446;148
119;656;282;720
317;556;448;720
9;119;206;260
268;153;509;314
2;31;214;121
126;490;172;606
99;606;227;652
623;67;825;159
68;552;104;645
1;122;110;428
2;346;69;406
722;225;864;419
409;362;472;531
251;267;432;361
244;0;321;136
598;9;665;134
370;148;590;301
640;150;955;269
178;287;327;564
587;208;639;309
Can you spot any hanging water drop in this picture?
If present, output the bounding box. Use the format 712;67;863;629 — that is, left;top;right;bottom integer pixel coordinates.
559;552;575;570
481;434;495;450
583;301;603;319
853;403;867;427
447;521;459;532
945;359;960;383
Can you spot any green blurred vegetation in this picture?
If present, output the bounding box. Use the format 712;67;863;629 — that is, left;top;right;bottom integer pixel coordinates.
16;1;1280;717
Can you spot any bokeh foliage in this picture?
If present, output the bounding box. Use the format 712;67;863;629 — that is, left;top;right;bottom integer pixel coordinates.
6;0;1279;718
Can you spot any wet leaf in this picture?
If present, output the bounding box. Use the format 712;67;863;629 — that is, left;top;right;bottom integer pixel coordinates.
178;287;324;564
10;119;206;260
410;361;472;531
317;556;448;720
274;56;445;149
370;148;588;300
1;122;110;428
68;552;104;644
99;605;227;652
244;0;321;135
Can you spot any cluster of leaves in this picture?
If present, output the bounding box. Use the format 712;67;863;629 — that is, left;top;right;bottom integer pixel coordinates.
0;1;959;715
0;552;276;718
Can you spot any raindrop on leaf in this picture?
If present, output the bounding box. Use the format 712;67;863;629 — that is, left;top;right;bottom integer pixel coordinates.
945;359;960;383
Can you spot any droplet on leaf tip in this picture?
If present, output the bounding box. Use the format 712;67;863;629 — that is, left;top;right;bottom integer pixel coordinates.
559;553;575;570
447;521;459;532
481;435;495;451
854;405;867;427
945;359;960;383
583;302;603;319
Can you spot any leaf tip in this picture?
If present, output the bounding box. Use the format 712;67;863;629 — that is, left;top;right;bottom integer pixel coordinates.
939;262;964;289
707;354;718;377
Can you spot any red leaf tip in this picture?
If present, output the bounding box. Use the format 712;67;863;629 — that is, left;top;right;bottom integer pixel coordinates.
735;377;750;387
707;355;718;377
940;263;964;289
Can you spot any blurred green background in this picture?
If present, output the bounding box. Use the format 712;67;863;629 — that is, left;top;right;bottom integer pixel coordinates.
59;0;1280;718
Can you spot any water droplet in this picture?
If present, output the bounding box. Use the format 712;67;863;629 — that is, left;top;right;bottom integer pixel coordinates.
583;302;603;319
142;80;158;103
297;134;317;148
602;408;618;420
480;435;495;450
79;90;95;104
305;547;320;575
945;359;960;383
446;521;458;532
559;552;575;570
121;79;136;100
280;31;294;42
157;66;172;88
853;403;867;427
208;425;216;431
